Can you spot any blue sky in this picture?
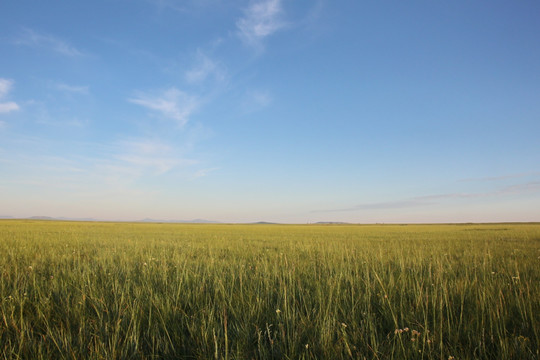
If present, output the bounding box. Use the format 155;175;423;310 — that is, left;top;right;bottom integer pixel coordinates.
1;0;539;223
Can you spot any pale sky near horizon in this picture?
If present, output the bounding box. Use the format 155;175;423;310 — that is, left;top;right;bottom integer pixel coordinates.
1;0;539;223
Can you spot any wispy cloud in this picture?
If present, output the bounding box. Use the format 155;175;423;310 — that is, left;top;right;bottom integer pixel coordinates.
313;200;432;213
416;182;540;201
315;181;540;213
497;181;540;195
101;135;209;183
128;88;199;126
241;89;272;112
55;83;89;94
185;51;226;84
250;90;272;107
0;79;14;98
458;171;540;182
0;102;21;113
16;28;84;57
304;0;325;25
115;139;197;175
150;0;226;14
191;167;220;179
236;0;286;48
36;117;88;128
0;136;201;195
0;78;19;114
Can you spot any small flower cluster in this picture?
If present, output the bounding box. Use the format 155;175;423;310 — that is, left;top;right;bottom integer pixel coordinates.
410;329;421;342
394;327;410;334
394;327;432;343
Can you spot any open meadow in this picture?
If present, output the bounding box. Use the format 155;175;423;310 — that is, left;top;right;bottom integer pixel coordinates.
0;220;539;359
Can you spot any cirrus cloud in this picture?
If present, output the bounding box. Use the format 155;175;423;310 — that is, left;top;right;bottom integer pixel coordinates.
314;180;540;213
236;0;287;48
185;51;227;85
0;79;20;114
15;28;84;57
128;88;199;126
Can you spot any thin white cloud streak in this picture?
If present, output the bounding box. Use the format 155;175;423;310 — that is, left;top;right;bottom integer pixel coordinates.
315;181;540;213
0;79;14;98
236;0;286;48
416;182;540;201
128;88;199;126
458;171;540;182
16;28;84;57
0;102;20;113
313;200;433;213
0;78;19;114
56;83;89;94
497;181;540;195
191;167;220;179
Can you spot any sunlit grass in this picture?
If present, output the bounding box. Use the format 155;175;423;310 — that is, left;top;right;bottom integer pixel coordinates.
0;220;539;359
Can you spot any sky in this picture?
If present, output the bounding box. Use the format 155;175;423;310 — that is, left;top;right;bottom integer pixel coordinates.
1;0;539;223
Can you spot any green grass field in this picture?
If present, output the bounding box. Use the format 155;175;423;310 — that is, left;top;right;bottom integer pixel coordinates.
0;220;539;359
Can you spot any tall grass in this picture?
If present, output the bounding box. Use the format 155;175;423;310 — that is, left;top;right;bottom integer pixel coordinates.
0;220;539;359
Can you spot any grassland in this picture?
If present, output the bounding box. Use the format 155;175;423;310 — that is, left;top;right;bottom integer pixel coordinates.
0;220;539;359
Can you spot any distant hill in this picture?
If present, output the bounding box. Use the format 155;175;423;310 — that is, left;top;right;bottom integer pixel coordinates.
28;216;56;220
